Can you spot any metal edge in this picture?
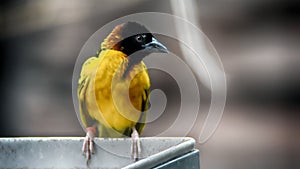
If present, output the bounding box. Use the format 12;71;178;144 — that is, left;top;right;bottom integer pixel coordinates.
123;137;195;169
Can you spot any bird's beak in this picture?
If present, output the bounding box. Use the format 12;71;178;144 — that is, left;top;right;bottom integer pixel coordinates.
145;37;168;53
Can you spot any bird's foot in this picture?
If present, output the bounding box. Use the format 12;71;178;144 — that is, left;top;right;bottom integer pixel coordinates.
131;127;141;161
82;127;96;165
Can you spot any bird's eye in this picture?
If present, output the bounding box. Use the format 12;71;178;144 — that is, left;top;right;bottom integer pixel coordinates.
135;35;144;43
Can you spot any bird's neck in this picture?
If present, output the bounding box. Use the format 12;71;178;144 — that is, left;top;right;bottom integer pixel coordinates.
122;58;143;79
98;49;144;80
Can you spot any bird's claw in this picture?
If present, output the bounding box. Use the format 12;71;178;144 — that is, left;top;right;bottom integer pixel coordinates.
131;127;141;161
82;127;96;165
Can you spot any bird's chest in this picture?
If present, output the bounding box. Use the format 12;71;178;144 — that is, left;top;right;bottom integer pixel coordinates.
93;61;149;131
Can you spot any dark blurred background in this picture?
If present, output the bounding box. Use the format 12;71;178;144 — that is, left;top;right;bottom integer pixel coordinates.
1;0;299;169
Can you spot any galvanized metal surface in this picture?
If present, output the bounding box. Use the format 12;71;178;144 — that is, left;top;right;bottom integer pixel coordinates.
0;137;197;169
153;150;200;169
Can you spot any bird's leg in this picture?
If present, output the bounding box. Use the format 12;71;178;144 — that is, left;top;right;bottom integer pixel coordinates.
131;126;141;161
82;127;96;165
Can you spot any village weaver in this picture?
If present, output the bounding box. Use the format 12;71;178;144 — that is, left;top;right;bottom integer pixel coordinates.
78;22;168;163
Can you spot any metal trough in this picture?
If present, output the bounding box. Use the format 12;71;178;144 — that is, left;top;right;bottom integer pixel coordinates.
0;137;199;169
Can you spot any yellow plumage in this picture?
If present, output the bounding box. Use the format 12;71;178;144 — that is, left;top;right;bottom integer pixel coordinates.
78;50;150;137
78;22;167;162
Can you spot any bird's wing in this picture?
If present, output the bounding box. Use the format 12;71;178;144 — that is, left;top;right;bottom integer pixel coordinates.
78;56;99;128
120;87;149;137
135;88;150;134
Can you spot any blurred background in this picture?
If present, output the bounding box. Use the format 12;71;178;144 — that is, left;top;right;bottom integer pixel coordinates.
0;0;299;169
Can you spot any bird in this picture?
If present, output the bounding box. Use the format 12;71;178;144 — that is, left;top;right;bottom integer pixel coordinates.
77;22;168;164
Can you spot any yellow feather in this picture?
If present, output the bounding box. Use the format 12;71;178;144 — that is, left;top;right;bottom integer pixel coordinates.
78;50;150;137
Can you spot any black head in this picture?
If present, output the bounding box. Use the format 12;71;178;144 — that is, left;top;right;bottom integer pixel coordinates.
118;22;168;60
